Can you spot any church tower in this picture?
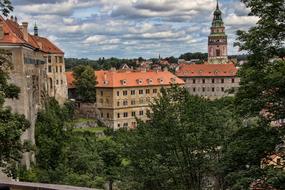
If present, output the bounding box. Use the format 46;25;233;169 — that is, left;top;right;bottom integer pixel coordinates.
208;0;228;64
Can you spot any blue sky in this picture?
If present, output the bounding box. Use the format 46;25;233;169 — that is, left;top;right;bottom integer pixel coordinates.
12;0;258;59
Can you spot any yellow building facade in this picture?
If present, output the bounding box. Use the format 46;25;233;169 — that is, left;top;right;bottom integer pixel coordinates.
67;70;184;129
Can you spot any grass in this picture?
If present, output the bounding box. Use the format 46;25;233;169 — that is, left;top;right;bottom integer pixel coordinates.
73;118;98;123
73;127;106;133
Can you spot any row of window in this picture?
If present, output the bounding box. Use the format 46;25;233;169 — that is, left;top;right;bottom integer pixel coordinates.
101;110;145;119
99;97;153;106
192;78;235;84
24;57;45;65
49;79;64;89
99;89;161;97
47;55;63;64
48;65;64;73
192;87;227;93
117;122;137;128
117;97;152;107
114;89;158;97
117;110;145;118
188;78;235;84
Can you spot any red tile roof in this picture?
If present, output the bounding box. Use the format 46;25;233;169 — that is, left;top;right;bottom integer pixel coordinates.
176;63;238;77
66;70;184;89
0;16;63;54
33;36;63;54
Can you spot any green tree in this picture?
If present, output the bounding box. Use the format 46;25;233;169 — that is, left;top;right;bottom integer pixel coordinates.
73;65;97;103
222;0;285;189
234;0;285;121
0;0;13;16
222;124;280;189
97;139;122;190
179;52;208;61
34;98;71;182
0;49;30;178
120;86;238;190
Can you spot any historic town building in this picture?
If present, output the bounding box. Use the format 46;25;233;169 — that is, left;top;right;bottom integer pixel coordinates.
176;63;239;99
0;16;67;167
32;23;67;104
66;69;184;129
176;1;240;99
208;1;228;64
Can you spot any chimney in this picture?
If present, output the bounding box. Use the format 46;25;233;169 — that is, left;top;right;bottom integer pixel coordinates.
22;22;28;41
15;17;17;23
104;73;107;80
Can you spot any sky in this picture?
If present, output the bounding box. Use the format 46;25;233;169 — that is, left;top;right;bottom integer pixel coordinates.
11;0;259;59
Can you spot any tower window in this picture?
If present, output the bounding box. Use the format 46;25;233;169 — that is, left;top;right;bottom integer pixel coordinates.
216;49;221;56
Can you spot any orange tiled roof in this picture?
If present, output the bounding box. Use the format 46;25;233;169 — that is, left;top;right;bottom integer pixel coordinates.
176;63;238;77
33;36;63;54
66;70;184;89
0;16;63;54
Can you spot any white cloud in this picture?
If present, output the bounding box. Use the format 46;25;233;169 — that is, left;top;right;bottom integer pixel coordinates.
12;0;258;58
84;35;121;45
225;14;259;26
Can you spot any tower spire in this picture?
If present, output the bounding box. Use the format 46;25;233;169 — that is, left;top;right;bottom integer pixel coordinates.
216;0;219;10
34;22;38;36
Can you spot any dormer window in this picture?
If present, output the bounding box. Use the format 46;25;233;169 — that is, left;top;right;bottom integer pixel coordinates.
147;79;153;84
120;80;127;85
104;80;109;85
136;79;143;85
170;78;176;83
158;78;164;84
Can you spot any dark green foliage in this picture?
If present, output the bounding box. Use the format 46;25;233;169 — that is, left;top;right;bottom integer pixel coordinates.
0;109;30;178
65;57;139;71
73;65;97;103
179;52;208;61
222;124;280;189
0;0;13;16
35;98;71;173
234;0;285;121
22;98;123;189
0;49;30;178
118;86;239;190
97;139;122;190
223;0;285;189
